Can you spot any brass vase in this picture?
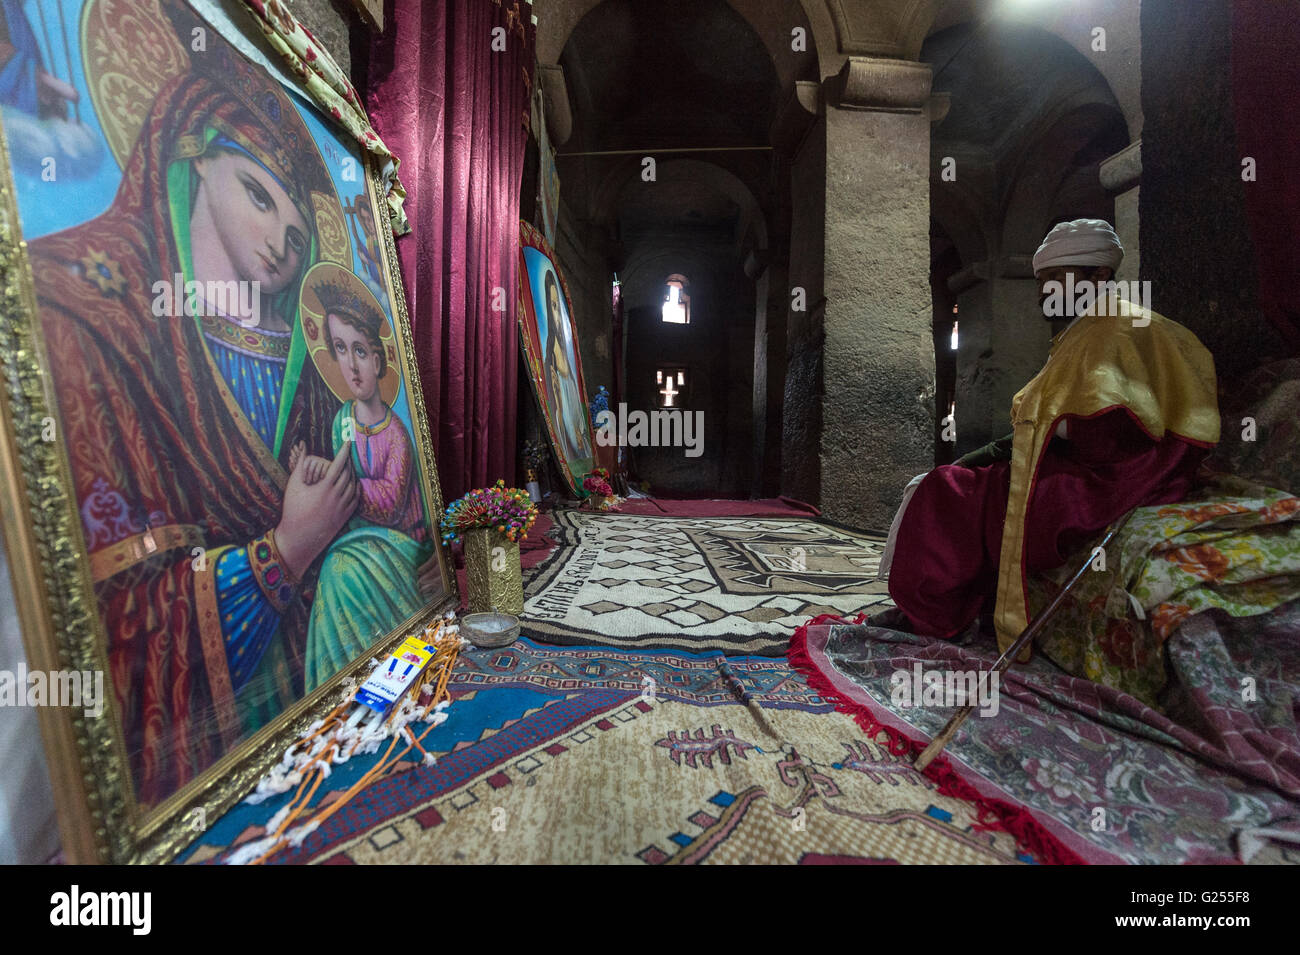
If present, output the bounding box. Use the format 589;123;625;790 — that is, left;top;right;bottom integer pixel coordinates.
463;527;524;615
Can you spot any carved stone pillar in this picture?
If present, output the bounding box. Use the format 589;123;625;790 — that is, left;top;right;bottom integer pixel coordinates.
1100;140;1142;282
817;56;934;530
945;254;1049;455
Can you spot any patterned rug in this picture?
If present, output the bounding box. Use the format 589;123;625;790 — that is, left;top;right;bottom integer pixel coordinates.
792;609;1300;865
179;638;1032;865
522;512;890;655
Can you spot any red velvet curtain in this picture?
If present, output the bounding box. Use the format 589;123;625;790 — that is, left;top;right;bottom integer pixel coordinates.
1232;1;1300;352
368;0;536;501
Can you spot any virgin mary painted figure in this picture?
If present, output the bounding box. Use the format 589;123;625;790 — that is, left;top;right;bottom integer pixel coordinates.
27;34;355;806
541;269;593;466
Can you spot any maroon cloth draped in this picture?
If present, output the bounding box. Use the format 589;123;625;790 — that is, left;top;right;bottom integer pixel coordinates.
368;0;535;500
888;410;1210;638
1232;2;1300;351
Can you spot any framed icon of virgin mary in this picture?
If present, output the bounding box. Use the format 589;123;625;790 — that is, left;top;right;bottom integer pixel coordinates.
0;0;456;862
518;220;596;493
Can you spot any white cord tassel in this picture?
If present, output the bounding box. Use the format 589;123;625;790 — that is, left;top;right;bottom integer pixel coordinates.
226;619;461;861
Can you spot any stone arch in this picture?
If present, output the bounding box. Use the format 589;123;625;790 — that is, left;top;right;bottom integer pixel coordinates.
931;176;990;273
799;0;940;79
538;0;952;106
538;0;820;88
595;158;769;251
925;1;1142;141
925;18;1130;261
999;99;1129;256
925;16;1131;456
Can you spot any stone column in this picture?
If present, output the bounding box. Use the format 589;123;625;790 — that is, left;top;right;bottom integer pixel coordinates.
819;56;934;530
948;264;994;455
986;258;1049;436
749;256;773;496
1100;140;1141;283
1140;0;1282;381
946;255;1048;455
782;84;825;509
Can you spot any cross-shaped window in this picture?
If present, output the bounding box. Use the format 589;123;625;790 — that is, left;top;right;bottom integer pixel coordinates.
656;367;687;408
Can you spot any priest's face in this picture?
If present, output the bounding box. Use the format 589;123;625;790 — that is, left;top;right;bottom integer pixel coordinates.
1036;265;1114;317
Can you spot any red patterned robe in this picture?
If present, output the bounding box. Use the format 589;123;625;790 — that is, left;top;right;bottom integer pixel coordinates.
887;410;1210;638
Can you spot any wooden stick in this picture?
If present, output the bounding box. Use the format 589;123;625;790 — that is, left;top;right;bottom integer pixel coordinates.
912;508;1136;772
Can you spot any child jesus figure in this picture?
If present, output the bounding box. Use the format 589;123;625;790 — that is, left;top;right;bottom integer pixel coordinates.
289;282;425;541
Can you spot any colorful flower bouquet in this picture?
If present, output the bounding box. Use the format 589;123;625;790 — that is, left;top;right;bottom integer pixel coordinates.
440;479;538;545
579;468;624;512
441;480;535;615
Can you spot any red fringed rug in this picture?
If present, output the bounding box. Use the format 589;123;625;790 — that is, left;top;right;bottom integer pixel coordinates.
790;611;1300;865
789;615;1091;865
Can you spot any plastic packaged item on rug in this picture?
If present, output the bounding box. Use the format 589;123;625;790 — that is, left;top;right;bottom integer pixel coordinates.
354;633;441;715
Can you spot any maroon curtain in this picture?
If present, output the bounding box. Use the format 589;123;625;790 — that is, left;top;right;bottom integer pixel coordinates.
1232;1;1300;352
368;0;536;501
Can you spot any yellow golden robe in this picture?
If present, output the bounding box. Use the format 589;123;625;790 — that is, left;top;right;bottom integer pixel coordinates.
994;302;1221;656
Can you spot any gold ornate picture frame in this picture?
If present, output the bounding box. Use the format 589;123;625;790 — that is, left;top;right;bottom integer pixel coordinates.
518;220;596;494
0;0;455;863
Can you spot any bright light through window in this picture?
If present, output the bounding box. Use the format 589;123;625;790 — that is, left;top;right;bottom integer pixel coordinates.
662;275;690;324
657;368;686;407
662;286;686;323
951;320;959;351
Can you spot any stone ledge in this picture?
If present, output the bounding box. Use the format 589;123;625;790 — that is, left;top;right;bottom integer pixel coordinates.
926;91;951;125
830;56;933;113
947;254;1037;292
1100;139;1142;193
770;81;822;154
537;64;573;146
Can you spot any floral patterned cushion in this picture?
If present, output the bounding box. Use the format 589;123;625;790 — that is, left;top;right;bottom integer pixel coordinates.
1029;473;1300;707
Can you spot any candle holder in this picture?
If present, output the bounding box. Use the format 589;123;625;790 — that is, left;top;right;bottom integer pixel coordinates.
460;611;520;649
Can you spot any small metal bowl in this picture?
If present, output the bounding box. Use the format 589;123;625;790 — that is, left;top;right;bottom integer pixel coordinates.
460;612;520;648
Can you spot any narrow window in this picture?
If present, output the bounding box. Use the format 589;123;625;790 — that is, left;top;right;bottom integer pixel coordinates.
661;274;690;324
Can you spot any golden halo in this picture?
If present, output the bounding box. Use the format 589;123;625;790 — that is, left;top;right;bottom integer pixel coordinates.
311;190;351;266
300;262;401;406
82;0;191;169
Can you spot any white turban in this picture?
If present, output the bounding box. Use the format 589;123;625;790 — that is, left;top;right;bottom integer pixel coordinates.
1031;218;1124;274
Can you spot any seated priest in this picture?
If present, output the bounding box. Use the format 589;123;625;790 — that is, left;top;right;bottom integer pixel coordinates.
879;218;1221;657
